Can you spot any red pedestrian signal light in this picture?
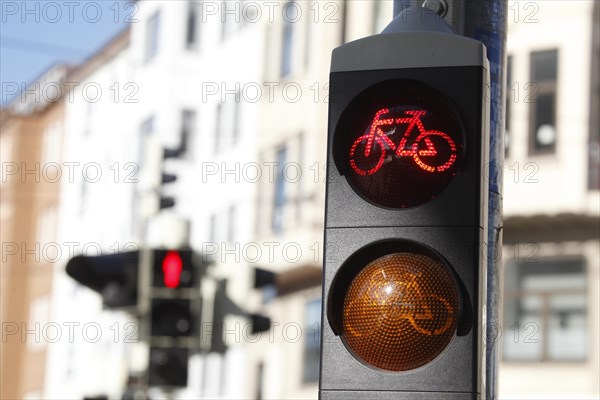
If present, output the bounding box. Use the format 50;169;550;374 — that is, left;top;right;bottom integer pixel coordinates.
162;250;183;289
152;249;194;288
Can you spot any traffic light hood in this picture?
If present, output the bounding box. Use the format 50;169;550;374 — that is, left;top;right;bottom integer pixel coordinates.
331;31;487;73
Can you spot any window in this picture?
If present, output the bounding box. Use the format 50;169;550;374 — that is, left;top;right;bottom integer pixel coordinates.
529;49;558;154
215;98;240;153
145;10;161;61
79;179;87;215
256;363;264;400
232;98;241;144
221;1;240;41
84;101;93;137
139;116;155;165
180;109;196;160
272;146;287;233
263;25;272;80
304;8;311;68
302;298;321;383
295;133;303;222
227;205;236;243
505;55;512;157
503;258;587;362
281;2;294;77
209;214;217;242
186;2;200;50
215;103;223;153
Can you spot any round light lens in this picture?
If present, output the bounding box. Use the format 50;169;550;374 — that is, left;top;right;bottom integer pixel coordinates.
341;252;459;371
337;80;463;208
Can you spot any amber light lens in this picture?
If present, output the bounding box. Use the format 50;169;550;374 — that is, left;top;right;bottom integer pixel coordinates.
342;252;459;372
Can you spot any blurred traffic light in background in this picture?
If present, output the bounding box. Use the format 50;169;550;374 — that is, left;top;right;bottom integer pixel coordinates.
66;248;202;389
147;249;198;388
208;267;275;354
159;147;179;210
66;251;139;309
320;8;490;399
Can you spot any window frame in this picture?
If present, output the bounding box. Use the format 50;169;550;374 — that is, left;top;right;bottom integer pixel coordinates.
185;1;200;50
145;10;161;62
271;145;287;234
280;3;294;78
502;256;588;363
528;49;559;155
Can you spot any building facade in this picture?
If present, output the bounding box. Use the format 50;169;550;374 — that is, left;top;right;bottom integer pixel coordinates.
44;29;139;400
0;64;69;399
499;1;600;399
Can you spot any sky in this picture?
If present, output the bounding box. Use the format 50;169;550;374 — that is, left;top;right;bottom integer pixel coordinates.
1;0;131;105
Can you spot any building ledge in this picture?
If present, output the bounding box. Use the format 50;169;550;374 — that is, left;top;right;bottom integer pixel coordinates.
504;213;600;244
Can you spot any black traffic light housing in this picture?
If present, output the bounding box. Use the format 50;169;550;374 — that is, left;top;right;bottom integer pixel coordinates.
209;268;275;353
148;347;188;387
159;147;180;210
66;251;139;309
319;11;489;400
147;249;201;388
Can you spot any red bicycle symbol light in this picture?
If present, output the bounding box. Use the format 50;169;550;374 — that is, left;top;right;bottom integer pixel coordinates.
349;108;458;176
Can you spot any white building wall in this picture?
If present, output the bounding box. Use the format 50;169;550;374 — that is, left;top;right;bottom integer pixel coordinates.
252;1;350;399
129;1;265;398
500;1;599;399
45;39;139;399
503;0;599;216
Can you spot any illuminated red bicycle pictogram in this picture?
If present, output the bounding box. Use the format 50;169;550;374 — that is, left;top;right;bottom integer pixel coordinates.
349;108;458;176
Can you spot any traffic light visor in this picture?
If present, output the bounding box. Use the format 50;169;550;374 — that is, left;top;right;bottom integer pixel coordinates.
341;251;459;372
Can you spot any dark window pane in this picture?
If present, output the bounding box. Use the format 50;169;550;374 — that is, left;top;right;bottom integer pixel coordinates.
533;93;556;149
186;3;198;49
232;100;241;144
272;147;287;233
281;3;294;77
532;50;558;82
529;49;558;154
215;103;223;153
209;214;217;242
227;205;236;243
181;110;196;159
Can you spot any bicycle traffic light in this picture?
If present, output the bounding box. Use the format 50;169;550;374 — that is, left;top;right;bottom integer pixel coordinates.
147;249;199;388
320;10;490;400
